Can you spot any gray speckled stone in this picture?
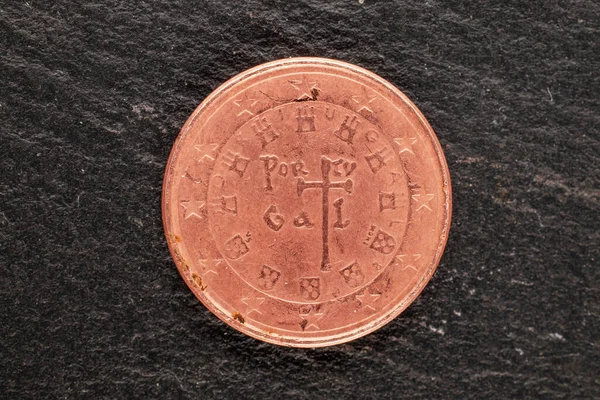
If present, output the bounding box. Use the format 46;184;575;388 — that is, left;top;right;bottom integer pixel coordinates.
1;1;598;398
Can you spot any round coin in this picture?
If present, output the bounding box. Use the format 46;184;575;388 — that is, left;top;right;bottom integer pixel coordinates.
162;57;451;347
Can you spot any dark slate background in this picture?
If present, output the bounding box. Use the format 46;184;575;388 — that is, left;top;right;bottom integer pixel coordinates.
1;1;598;398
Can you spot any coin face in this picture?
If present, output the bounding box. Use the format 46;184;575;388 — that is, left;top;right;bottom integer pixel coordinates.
162;57;451;347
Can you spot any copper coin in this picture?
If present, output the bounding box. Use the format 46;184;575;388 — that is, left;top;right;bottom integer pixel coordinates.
162;57;451;347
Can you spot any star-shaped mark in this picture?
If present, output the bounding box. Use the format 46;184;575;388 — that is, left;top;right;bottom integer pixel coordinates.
356;290;381;312
198;257;223;276
233;91;259;117
393;254;420;272
241;295;265;316
193;258;222;290
411;193;434;211
183;144;219;185
193;142;219;162
180;199;206;220
299;307;324;331
352;87;378;114
394;136;419;155
289;75;320;100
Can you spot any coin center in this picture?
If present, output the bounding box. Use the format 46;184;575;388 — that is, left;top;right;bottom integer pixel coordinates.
207;101;409;303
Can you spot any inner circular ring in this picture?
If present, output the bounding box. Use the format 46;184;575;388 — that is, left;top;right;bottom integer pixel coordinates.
206;101;410;303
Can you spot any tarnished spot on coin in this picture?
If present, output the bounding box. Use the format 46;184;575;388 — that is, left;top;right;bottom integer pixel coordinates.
162;57;451;347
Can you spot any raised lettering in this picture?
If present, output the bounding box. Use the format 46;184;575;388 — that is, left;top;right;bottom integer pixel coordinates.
211;195;237;215
252;117;280;148
222;151;250;177
334;115;359;144
291;160;309;177
296;106;316;132
259;155;279;191
293;211;314;228
379;192;396;212
331;158;356;177
264;205;285;231
364;147;391;174
333;198;350;229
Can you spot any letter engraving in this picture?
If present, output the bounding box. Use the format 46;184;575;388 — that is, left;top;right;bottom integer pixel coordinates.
222;151;250;177
365;129;379;142
379;192;396;211
296;106;316;132
333;198;349;229
259;155;279;191
325;106;337;120
300;277;321;300
297;157;353;271
363;224;377;245
364;147;391;174
211;195;238;215
291;160;309;177
331;158;357;177
278;163;288;177
293;211;314;228
258;265;281;290
252;117;280;148
224;234;250;259
264;205;285;231
344;162;357;176
334;115;359;144
339;262;365;288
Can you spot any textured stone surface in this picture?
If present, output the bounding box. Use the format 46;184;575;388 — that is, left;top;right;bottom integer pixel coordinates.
1;1;599;398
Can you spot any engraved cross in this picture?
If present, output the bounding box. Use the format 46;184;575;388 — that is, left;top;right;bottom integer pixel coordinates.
297;157;353;271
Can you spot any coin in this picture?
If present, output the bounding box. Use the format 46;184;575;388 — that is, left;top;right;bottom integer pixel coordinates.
162;57;451;347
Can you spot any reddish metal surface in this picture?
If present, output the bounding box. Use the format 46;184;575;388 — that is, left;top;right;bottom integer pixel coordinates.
162;57;452;347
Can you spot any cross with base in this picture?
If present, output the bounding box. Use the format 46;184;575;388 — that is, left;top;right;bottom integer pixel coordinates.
297;156;353;271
